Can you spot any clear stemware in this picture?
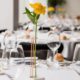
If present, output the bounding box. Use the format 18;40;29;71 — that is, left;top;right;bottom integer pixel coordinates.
2;31;17;69
6;45;25;80
47;42;61;62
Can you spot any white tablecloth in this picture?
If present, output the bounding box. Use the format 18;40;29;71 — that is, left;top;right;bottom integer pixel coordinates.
0;31;80;60
0;30;80;44
0;62;80;80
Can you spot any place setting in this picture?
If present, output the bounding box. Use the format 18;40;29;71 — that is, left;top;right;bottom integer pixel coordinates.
0;0;80;80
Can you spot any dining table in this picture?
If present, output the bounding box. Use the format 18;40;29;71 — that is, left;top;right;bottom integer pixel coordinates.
0;30;80;80
0;30;80;60
0;59;80;80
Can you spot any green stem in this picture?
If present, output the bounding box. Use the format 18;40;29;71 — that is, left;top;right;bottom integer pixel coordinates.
34;15;38;79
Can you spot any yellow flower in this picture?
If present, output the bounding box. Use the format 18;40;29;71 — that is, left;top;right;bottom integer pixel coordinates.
57;7;64;12
48;7;55;12
30;2;46;15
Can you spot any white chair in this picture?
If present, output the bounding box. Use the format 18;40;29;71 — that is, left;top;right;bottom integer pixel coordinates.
73;44;80;61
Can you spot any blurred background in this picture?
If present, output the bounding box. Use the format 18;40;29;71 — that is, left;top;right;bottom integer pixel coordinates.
0;0;80;30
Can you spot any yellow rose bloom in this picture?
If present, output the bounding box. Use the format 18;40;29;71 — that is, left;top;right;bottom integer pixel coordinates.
48;7;55;12
30;2;46;15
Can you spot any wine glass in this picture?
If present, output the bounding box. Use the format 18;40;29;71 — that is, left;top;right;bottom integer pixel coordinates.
0;42;13;80
47;42;65;70
4;31;17;49
47;42;61;62
2;31;17;69
9;45;24;65
7;45;25;80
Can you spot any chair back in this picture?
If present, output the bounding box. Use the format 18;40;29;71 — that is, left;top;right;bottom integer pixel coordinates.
73;44;80;61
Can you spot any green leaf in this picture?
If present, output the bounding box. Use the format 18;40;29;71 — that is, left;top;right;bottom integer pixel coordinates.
24;8;40;24
32;12;40;21
36;15;40;20
24;8;36;24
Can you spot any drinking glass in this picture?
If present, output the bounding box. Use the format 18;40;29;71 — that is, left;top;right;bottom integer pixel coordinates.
7;45;25;80
4;31;17;49
2;31;17;69
47;42;61;62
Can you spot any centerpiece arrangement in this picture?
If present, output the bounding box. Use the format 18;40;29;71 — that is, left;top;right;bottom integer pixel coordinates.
47;0;66;15
24;2;46;79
